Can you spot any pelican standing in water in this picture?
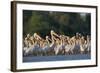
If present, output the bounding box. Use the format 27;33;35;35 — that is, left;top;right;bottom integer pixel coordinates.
79;36;86;54
24;34;31;47
51;31;66;55
86;35;91;53
33;33;45;56
23;34;31;56
42;36;51;55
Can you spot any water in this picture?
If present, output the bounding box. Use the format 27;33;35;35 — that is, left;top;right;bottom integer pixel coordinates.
23;54;91;62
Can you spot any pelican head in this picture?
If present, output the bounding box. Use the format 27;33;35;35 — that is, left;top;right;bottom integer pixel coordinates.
81;36;84;39
25;37;27;41
51;30;54;34
27;34;30;38
46;36;49;39
33;33;37;37
30;36;34;40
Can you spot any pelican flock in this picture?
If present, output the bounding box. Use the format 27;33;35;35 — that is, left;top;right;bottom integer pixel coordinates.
23;30;91;56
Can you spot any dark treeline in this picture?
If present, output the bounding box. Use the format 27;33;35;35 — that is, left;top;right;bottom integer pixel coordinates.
23;10;91;38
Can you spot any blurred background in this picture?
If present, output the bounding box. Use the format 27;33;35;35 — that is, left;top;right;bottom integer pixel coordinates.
23;10;91;38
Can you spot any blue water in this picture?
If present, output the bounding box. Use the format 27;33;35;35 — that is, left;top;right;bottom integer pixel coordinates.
23;54;91;62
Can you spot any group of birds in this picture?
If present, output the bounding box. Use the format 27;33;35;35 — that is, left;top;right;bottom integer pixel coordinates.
23;30;91;56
